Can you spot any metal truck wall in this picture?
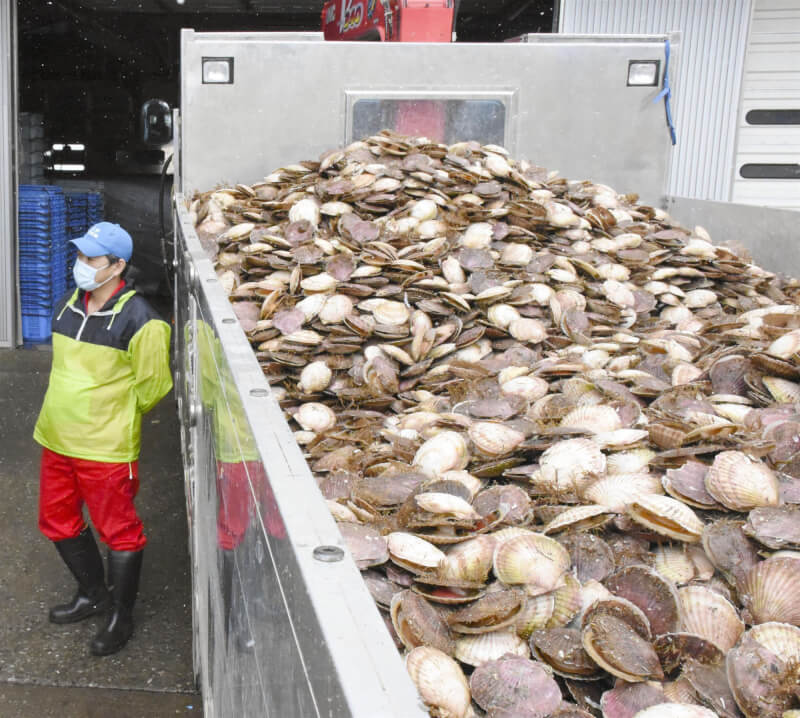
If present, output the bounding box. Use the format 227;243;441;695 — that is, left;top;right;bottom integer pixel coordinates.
180;30;675;205
666;196;800;278
173;194;426;718
559;0;753;203
0;2;17;347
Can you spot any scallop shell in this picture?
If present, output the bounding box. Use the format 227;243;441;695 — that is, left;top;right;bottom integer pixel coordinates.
390;590;455;655
500;375;549;402
515;593;556;639
604;566;682;636
702;519;761;587
606;449;656;475
547;573;584;628
726;631;794;718
633;706;717;718
653;544;696;585
509;317;548;343
318;294;354;324
763;376;800;403
468;421;525;457
749;621;800;666
662;461;719;510
766;328;800;360
561;405;623;433
387;532;446;573
493;533;570;595
582;473;663;513
660;678;701;706
558;533;615;584
743;505;800;550
530;627;602;679
298;360;332;393
600;682;666;718
295;402;336;432
537;438;607;493
372;299;411;326
740;556;800;626
405;646;470;718
412;431;470;478
453;627;529;667
581;613;663;682
469;656;562;718
437;535;496;584
446;588;526;634
338;522;389;569
543;504;614;535
679;585;744;651
704;451;780;511
626;494;705;543
300;271;338;293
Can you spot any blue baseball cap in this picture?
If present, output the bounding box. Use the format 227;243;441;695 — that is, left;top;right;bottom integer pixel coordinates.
70;222;133;262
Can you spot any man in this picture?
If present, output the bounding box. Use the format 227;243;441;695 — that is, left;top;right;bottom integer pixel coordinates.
34;222;172;656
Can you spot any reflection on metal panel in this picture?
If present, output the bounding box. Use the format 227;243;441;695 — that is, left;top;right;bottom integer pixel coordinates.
732;0;800;210
559;0;752;202
181;30;673;205
173;194;427;717
0;1;17;347
350;96;508;146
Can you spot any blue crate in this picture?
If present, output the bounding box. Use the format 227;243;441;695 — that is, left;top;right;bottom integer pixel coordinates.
21;313;52;343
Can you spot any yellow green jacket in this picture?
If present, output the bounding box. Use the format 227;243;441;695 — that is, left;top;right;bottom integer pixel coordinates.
34;286;173;462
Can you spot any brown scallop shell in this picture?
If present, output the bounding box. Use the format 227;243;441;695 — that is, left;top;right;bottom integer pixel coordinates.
726;631;796;718
683;659;744;718
390;589;455;655
557;531;616;583
337;522;389;569
743;505;800;550
600;682;667;718
604;566;682;636
469;656;562;718
530;627;602;680
662;461;720;509
701;519;761;587
581;613;664;682
446;588;526;634
653;632;725;675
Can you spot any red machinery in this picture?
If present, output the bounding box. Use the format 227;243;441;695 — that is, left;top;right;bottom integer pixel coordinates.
322;1;456;44
322;1;458;140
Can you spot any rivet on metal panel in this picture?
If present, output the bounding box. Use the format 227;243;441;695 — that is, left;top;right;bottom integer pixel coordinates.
222;318;235;324
249;388;269;397
313;545;345;563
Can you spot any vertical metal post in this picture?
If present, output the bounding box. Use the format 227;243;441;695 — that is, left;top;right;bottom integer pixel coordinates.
0;1;17;346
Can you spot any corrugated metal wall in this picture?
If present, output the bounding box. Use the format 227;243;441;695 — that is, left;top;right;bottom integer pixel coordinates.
559;0;752;202
0;2;17;347
732;0;800;210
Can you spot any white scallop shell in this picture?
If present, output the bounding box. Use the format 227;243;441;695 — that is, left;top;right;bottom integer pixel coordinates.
406;646;471;718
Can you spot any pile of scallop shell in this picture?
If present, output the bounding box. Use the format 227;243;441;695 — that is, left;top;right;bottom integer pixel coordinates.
192;131;800;718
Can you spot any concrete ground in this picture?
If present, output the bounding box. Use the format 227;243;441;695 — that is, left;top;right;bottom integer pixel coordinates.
0;347;201;716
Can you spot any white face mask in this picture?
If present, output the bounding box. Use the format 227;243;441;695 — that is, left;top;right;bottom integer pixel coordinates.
73;258;115;292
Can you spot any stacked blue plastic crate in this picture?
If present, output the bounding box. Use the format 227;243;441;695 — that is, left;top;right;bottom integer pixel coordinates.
19;185;68;342
65;192;89;291
87;191;104;226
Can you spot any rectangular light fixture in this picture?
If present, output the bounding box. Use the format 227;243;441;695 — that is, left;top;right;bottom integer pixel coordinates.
627;60;660;87
53;164;85;172
202;57;234;84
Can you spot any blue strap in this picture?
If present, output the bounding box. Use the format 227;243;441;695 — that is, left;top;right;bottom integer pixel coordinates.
653;38;677;145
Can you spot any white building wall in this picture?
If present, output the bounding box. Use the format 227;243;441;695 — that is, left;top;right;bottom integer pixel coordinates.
732;0;800;210
559;0;752;202
0;1;17;347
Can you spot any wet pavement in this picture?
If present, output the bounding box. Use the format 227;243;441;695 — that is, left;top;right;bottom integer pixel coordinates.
0;347;200;715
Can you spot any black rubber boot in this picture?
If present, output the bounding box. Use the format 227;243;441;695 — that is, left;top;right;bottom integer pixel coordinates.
49;528;111;624
89;549;143;656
